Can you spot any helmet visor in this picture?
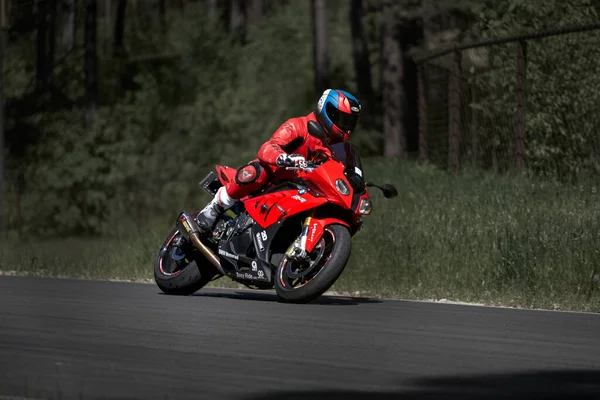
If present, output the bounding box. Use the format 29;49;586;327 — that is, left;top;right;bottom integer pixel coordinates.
326;103;359;134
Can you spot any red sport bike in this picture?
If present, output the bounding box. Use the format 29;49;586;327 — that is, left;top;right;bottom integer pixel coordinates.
154;121;398;303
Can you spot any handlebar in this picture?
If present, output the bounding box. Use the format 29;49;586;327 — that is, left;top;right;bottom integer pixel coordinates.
285;160;319;172
281;149;332;172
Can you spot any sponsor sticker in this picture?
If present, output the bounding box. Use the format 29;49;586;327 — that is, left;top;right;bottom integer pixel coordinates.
234;270;267;281
255;233;265;251
292;195;306;203
218;249;239;260
309;222;318;242
235;271;254;280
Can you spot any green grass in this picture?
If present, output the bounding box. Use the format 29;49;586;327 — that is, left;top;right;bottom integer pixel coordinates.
337;158;600;312
2;157;600;312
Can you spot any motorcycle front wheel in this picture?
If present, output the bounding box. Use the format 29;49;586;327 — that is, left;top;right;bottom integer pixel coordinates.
274;224;351;303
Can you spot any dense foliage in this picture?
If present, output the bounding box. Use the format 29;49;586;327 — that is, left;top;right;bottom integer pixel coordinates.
5;1;360;236
446;0;600;178
2;0;599;237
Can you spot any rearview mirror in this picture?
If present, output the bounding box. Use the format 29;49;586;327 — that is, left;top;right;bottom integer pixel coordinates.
307;120;326;140
366;182;399;199
380;184;398;199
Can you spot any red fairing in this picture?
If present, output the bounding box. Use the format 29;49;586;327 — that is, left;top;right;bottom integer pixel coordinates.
304;217;350;253
258;112;332;165
241;157;355;230
244;190;330;229
215;165;238;186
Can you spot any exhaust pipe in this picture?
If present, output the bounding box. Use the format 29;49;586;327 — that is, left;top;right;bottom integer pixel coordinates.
176;211;226;276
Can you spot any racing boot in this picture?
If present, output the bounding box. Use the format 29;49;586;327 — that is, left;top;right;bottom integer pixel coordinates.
196;186;236;234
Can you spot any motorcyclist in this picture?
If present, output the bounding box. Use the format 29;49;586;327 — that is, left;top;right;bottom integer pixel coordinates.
196;88;362;233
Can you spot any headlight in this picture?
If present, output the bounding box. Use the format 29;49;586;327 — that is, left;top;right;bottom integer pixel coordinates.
335;179;351;196
358;198;372;215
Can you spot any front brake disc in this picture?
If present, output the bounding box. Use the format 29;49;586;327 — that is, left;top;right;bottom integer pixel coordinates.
285;239;326;279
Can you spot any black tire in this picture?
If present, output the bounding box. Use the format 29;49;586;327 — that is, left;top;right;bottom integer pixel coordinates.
275;224;351;303
154;227;220;295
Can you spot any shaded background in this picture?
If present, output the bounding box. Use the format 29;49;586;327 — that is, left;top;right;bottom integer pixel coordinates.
0;0;599;311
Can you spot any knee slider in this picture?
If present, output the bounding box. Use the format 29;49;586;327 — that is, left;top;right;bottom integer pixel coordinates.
235;162;263;185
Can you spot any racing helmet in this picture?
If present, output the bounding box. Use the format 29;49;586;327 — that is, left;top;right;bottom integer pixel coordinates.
315;89;361;143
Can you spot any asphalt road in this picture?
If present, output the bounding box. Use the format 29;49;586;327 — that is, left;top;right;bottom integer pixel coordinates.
1;276;599;400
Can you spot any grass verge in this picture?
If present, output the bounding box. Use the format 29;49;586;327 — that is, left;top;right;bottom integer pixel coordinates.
2;158;599;312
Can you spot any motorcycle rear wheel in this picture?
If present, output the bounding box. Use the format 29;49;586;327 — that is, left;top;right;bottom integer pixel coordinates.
274;224;351;303
154;227;220;295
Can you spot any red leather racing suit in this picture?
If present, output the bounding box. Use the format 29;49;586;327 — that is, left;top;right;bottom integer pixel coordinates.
224;112;333;199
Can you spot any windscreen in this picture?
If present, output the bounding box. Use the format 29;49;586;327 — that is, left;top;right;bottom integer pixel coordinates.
330;142;365;192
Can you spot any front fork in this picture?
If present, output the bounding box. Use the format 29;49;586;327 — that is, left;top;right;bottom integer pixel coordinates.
285;214;315;260
285;214;351;261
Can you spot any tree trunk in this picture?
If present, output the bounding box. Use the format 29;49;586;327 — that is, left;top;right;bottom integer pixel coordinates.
130;0;137;31
208;0;217;20
0;0;6;237
61;0;75;55
114;0;126;57
381;5;406;157
158;0;166;33
248;0;263;25
311;0;329;95
84;0;98;128
104;0;111;54
35;0;59;91
349;0;374;126
47;0;57;87
36;0;48;92
229;0;245;42
399;7;423;154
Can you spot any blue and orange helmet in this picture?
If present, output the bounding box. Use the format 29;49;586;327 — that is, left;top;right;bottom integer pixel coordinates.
316;89;361;143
